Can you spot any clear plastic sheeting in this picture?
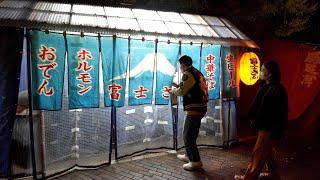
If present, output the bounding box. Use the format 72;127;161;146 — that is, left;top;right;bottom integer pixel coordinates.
11;115;43;178
43;97;77;176
77;107;111;166
116;104;174;158
222;100;237;144
42;98;111;176
177;100;224;149
39;63;111;176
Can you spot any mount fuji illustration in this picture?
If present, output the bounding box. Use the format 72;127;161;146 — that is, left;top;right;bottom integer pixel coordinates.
110;53;176;81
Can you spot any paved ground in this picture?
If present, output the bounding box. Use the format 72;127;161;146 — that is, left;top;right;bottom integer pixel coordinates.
51;134;320;180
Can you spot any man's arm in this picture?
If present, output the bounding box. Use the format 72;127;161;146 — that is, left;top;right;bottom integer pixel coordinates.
171;71;195;96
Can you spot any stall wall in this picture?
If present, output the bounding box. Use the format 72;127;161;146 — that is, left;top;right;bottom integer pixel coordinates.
10;29;243;178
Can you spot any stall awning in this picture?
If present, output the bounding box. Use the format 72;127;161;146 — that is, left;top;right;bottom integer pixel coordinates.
0;0;258;48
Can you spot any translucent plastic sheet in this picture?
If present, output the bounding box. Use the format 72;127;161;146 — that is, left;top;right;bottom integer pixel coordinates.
11;114;42;178
177;99;230;149
116;104;174;158
43;98;111;176
77;107;111;166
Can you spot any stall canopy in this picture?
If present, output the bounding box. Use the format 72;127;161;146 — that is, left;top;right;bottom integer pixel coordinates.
0;0;257;47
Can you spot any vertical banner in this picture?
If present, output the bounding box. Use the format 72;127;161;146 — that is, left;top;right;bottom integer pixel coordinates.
67;34;99;109
201;44;221;100
31;30;65;110
102;37;128;107
221;46;241;98
181;43;201;70
128;39;155;106
155;42;180;105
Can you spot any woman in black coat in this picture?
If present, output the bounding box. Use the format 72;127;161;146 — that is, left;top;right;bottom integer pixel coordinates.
235;60;288;180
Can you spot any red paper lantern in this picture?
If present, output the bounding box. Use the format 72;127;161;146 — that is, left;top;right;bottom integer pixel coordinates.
239;52;260;85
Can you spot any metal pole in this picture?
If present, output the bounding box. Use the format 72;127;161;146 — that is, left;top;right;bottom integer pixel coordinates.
219;46;225;147
26;29;37;180
175;41;181;151
110;35;117;161
109;106;113;161
113;107;117;160
40;110;46;178
227;99;231;147
109;107;113;162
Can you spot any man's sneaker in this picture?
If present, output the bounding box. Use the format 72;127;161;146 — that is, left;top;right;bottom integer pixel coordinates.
182;161;203;171
177;154;189;162
234;175;244;180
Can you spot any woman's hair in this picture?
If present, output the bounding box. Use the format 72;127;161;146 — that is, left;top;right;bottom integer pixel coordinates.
263;60;281;83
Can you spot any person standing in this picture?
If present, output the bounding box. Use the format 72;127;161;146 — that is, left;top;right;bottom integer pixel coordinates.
171;55;208;171
235;61;288;180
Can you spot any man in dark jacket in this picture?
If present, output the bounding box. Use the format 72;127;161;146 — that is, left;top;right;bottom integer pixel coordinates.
172;55;208;171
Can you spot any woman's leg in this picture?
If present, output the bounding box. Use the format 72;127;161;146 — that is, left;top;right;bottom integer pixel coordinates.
244;130;271;180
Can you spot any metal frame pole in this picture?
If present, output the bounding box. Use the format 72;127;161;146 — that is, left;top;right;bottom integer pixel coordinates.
40;110;46;178
219;46;225;147
26;29;37;180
